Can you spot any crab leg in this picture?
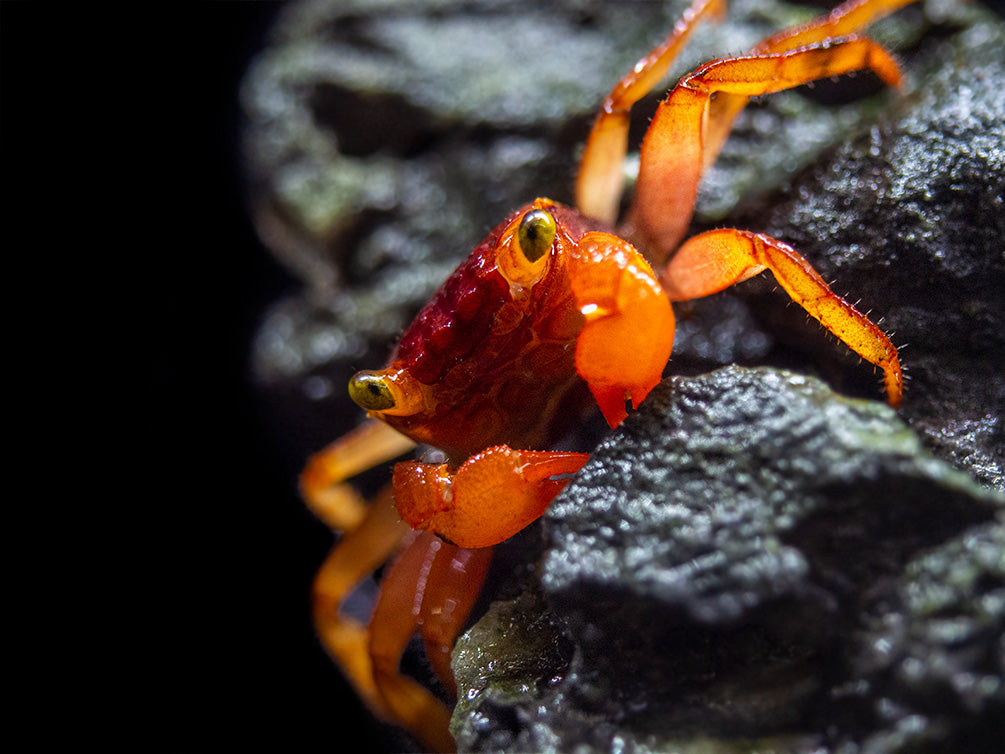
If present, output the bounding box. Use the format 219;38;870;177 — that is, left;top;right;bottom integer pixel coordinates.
301;418;417;531
661;228;903;406
393;447;589;549
702;0;918;178
575;0;725;224
301;421;419;728
310;486;412;722
629;36;902;262
757;0;919;53
367;531;492;753
411;540;494;695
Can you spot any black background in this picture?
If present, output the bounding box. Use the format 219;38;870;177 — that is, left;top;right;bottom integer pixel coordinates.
4;3;394;750
137;5;391;750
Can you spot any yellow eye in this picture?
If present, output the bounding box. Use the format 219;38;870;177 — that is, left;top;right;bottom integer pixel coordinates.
347;368;428;416
497;205;557;288
348;371;396;411
515;209;556;262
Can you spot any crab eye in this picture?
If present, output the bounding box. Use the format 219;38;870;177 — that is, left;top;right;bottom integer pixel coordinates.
348;371;396;411
516;209;556;262
347;368;427;416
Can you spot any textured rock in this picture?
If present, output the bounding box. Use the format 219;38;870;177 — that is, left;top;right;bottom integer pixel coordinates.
753;10;1005;490
452;368;1004;752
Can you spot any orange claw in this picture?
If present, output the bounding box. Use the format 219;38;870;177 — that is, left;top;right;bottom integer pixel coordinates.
568;232;676;427
393;447;589;549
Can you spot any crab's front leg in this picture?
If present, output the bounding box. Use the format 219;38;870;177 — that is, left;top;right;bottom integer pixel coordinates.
309;487;410;716
365;529;492;753
301;418;417;530
662;228;903;406
304;422;495;752
301;420;418;716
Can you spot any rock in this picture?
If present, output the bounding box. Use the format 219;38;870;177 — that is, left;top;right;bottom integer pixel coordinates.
753;7;1005;491
452;367;1005;752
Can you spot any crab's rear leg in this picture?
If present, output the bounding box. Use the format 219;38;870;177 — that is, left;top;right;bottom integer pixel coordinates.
702;0;919;174
662;228;903;406
575;0;725;224
757;0;919;54
629;36;903;261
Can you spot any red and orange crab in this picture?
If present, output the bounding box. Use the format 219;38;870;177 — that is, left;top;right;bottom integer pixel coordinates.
299;0;911;749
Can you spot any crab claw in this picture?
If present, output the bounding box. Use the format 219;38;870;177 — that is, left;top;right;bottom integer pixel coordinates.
393;447;589;549
568;232;676;427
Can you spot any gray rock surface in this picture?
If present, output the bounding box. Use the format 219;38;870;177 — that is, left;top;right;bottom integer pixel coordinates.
452;368;1004;752
754;12;1005;490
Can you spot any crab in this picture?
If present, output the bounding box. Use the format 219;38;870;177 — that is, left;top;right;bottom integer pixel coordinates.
298;0;912;749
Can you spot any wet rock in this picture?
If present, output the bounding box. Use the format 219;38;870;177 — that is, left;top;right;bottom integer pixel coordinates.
750;7;1005;490
452;367;1005;752
451;589;574;750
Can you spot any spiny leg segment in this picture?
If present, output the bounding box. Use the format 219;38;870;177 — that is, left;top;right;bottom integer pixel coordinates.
661;228;903;406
